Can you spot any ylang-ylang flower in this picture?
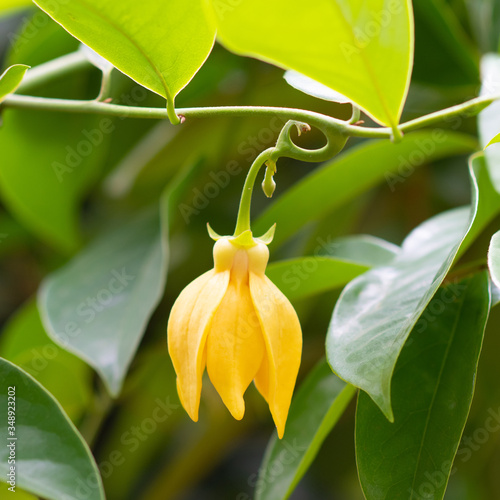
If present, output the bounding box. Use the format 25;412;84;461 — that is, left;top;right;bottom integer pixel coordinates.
167;229;302;438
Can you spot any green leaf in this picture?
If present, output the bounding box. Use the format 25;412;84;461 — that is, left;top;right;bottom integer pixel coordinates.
488;230;500;289
255;132;477;247
39;209;163;396
267;257;368;302
38;162;196;396
0;18;107;252
318;235;400;267
484;132;500;149
479;53;500;193
0;301;92;422
267;235;399;301
0;358;105;500
206;0;414;130
0;64;29;103
256;361;356;500
356;272;490;500
327;155;500;420
34;0;215;122
283;70;351;103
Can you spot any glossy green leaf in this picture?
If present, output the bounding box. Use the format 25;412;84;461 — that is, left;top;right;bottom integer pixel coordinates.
38;163;196;396
0;18;107;252
0;64;29;103
34;0;215;121
0;301;91;422
356;272;490;500
327;155;500;419
267;235;399;301
0;358;105;500
38;209;163;396
255;132;477;247
488;230;500;289
284;70;351;103
206;0;414;130
256;361;356;500
479;53;500;192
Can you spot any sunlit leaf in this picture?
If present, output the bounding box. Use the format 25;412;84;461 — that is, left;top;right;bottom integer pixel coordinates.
0;358;105;500
34;0;215;121
0;64;29;103
356;272;490;500
256;361;356;500
327;155;500;419
255;132;477;247
206;0;414;129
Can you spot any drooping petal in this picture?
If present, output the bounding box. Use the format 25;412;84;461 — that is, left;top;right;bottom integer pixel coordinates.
167;269;230;421
207;279;265;420
254;355;269;402
249;273;302;438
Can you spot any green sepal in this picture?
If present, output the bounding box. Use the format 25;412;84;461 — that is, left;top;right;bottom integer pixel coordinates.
207;223;223;241
209;223;276;246
256;224;276;245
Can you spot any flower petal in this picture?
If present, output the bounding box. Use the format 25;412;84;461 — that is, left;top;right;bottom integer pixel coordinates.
249;273;302;438
167;269;230;421
207;280;265;420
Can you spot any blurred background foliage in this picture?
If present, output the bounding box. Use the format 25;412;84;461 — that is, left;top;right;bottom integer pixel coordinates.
1;0;500;499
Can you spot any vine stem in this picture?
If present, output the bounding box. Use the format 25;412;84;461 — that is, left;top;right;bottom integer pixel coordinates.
3;92;497;139
2;50;499;141
234;148;274;235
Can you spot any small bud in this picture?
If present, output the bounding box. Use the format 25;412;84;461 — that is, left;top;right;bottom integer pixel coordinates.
262;175;276;198
262;160;277;197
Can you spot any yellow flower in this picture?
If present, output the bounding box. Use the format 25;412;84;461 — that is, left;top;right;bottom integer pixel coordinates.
167;231;302;438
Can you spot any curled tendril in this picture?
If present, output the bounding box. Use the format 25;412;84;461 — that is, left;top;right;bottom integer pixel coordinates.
270;119;348;164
